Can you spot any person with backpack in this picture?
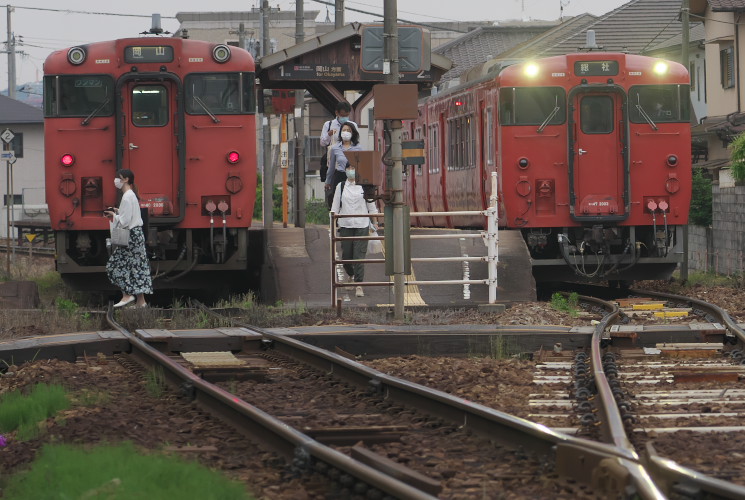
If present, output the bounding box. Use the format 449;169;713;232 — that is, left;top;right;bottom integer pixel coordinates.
321;101;357;207
326;121;362;203
331;156;378;298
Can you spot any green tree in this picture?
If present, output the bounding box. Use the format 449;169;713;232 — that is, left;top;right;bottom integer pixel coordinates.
728;132;745;182
690;168;712;226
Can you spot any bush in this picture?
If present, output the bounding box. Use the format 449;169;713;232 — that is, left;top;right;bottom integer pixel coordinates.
690;168;712;226
729;132;745;182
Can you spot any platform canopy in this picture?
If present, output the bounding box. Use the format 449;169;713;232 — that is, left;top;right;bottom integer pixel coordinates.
256;22;452;114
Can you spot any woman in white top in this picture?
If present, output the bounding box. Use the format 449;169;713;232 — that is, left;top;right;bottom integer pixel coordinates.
104;169;152;308
331;162;378;297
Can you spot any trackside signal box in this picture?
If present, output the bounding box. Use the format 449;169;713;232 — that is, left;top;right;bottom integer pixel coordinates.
344;150;382;186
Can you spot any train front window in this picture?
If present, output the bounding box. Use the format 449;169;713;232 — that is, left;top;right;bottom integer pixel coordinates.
499;87;566;126
43;75;114;118
580;95;614;134
629;85;690;123
131;85;168;127
185;73;256;115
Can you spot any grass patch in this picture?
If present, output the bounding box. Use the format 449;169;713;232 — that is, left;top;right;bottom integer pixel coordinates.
550;292;580;318
0;383;69;440
2;442;252;500
144;366;167;398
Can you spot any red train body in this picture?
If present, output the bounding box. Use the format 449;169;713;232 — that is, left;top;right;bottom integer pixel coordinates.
44;37;257;290
384;52;691;283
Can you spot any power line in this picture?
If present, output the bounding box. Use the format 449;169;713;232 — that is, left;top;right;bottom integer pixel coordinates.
0;5;176;19
308;0;466;32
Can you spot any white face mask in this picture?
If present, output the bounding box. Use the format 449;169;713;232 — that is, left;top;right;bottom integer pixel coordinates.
346;169;356;180
340;131;352;142
114;178;123;189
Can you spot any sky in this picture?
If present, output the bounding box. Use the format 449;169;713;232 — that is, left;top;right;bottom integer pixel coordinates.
3;0;630;87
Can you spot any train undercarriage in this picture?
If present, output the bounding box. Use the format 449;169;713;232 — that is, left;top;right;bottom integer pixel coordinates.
524;224;684;283
54;227;263;294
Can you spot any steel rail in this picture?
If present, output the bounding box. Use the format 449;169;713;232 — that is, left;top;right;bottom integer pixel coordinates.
104;308;437;500
630;287;745;344
191;301;655;496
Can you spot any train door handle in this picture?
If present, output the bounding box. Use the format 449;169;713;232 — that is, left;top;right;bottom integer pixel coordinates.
578;148;588;155
129;143;139;150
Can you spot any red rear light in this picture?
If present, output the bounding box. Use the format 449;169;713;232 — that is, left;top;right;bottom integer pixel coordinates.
61;154;75;167
227;151;240;164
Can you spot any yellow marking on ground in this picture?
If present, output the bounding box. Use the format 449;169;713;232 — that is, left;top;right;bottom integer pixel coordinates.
377;244;426;306
654;311;689;318
632;303;665;310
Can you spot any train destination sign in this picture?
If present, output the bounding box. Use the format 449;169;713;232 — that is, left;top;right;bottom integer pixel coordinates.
574;60;619;77
124;46;175;63
272;64;350;80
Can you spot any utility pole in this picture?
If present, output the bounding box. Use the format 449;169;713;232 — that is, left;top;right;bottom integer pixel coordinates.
335;0;344;28
229;22;248;51
6;5;16;99
681;0;690;282
261;0;273;228
384;0;405;319
295;0;306;227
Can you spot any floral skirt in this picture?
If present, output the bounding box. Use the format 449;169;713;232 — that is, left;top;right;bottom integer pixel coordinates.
106;226;153;295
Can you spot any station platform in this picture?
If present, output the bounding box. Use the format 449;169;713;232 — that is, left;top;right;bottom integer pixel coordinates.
261;225;536;308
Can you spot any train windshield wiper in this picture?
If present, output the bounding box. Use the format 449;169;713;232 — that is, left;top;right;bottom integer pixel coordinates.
81;97;111;126
537;97;560;133
194;96;220;123
635;98;658;131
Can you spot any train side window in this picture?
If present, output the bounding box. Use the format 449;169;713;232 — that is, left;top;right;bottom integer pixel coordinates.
580;95;613;134
44;75;115;118
499;87;566;126
185;73;255;115
132;85;168;127
629;85;690;123
485;107;494;166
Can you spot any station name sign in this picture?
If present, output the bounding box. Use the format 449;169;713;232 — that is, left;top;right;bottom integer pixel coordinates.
271;64;351;80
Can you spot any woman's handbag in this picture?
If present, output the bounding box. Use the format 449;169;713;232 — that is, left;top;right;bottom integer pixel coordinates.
110;221;130;248
368;227;383;254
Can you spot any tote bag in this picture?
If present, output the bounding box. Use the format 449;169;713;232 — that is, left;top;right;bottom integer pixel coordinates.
111;221;130;248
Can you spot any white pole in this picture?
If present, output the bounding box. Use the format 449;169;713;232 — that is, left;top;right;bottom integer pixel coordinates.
487;172;499;304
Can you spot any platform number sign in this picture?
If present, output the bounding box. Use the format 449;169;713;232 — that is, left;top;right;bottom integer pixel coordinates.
1;129;14;144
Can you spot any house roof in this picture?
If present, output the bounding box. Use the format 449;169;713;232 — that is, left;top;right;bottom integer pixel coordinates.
433;23;559;82
0;95;43;125
645;22;706;53
540;0;690;56
707;0;745;11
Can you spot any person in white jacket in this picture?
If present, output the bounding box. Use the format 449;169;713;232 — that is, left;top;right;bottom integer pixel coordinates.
104;169;152;308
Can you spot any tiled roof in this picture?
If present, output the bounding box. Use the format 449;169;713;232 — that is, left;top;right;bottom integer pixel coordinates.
0;95;43;125
490;14;598;61
708;0;745;11
541;0;689;56
434;24;558;82
645;22;705;52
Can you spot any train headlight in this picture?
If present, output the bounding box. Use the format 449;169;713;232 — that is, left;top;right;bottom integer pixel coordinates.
524;63;539;77
227;151;240;164
67;47;86;65
212;44;231;63
666;154;678;167
60;154;75;167
653;62;668;75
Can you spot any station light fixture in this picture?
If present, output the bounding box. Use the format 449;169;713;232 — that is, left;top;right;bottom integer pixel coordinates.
653;61;668;75
226;151;240;164
60;154;75;167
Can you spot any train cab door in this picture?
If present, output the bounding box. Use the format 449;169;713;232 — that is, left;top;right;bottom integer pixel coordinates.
570;92;627;221
120;80;180;220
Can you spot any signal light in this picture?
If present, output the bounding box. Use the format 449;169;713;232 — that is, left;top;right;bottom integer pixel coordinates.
61;154;75;167
227;151;240;164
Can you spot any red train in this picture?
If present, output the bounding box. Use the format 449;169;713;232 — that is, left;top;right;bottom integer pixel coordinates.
44;34;258;291
384;52;691;283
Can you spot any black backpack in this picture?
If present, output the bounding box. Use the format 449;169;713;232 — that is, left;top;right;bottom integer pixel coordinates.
319;151;328;182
